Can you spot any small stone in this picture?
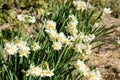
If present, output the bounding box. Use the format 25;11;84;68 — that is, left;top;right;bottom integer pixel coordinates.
98;47;105;54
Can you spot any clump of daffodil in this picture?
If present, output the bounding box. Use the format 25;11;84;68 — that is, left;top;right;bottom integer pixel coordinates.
66;14;78;36
101;8;112;19
103;8;112;15
84;34;95;43
26;64;42;76
45;29;58;42
76;33;95;51
75;60;101;79
45;20;69;51
57;32;66;43
18;45;30;57
74;42;93;55
77;32;95;43
74;43;85;53
75;59;89;76
17;14;36;23
85;44;92;55
71;32;95;57
4;38;31;58
45;16;95;53
45;20;58;42
14;39;27;48
14;38;30;57
4;42;18;55
26;62;54;77
86;69;101;80
39;62;54;77
63;36;72;45
73;0;87;11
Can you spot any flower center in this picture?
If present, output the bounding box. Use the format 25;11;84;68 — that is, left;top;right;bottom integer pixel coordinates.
48;24;54;29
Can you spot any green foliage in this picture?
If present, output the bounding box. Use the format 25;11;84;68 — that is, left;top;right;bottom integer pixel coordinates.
89;0;106;8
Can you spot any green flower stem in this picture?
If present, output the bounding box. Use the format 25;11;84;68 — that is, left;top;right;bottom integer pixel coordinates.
31;51;36;62
59;18;68;32
55;45;67;69
14;54;17;71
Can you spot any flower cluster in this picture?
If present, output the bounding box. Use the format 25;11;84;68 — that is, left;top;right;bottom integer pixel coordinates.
75;59;101;80
4;42;18;55
26;62;54;77
66;15;95;42
45;15;95;55
45;20;72;51
74;43;92;55
103;8;112;15
73;0;87;11
73;32;95;55
77;32;95;43
75;59;89;76
66;15;78;36
87;69;101;80
101;8;112;18
4;38;40;57
17;14;36;23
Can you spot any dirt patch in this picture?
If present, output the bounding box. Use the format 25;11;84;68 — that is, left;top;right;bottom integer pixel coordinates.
88;15;120;80
88;46;120;80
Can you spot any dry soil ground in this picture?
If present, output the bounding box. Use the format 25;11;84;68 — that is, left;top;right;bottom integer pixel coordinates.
88;15;120;80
